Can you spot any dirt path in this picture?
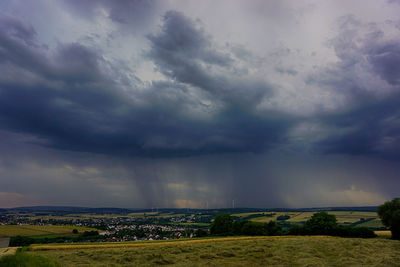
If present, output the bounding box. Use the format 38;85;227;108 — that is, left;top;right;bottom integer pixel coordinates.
0;247;18;258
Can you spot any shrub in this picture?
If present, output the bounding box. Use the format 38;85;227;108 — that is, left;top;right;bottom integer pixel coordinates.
305;212;337;235
288;224;308;235
266;221;282;235
277;215;290;221
9;236;35;246
210;214;234;236
240;222;266;236
333;225;376;238
194;229;208;237
233;221;246;235
288;212;376;238
378;198;400;240
82;230;99;237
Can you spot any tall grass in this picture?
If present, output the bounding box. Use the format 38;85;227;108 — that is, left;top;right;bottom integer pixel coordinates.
31;236;400;266
0;249;60;267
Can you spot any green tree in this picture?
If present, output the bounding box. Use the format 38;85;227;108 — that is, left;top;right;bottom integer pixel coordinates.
210;213;233;235
306;211;337;235
240;221;266;235
266;221;282;235
378;198;400;240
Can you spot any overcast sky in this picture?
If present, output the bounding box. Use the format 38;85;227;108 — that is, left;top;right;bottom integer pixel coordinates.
1;0;400;209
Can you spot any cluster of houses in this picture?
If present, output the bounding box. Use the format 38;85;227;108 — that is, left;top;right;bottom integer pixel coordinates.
0;211;208;243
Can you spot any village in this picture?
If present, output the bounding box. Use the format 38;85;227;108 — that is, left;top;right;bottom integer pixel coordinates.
0;210;210;245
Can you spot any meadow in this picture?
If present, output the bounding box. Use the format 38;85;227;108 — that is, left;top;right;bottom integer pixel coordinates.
234;211;383;226
25;236;400;266
0;225;97;237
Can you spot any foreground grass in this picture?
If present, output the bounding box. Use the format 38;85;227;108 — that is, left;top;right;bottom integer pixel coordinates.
30;236;400;266
0;249;60;267
0;225;97;237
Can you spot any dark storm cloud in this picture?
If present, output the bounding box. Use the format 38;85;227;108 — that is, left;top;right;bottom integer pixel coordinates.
317;97;400;157
2;0;400;209
147;11;272;108
60;0;161;31
367;41;400;85
2;10;400;161
0;13;292;157
309;16;400;159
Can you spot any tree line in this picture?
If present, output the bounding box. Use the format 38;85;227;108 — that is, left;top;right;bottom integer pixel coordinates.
210;212;376;238
210;197;400;240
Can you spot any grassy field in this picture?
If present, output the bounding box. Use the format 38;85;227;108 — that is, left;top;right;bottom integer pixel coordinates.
358;218;385;228
375;231;392;237
231;212;271;217
28;236;400;266
0;225;97;237
246;211;381;224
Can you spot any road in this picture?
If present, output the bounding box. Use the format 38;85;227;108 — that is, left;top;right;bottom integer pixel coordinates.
0;238;9;248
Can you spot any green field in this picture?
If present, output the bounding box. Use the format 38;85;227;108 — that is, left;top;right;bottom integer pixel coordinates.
238;211;381;225
26;236;400;266
231;212;270;217
357;219;385;228
0;225;97;237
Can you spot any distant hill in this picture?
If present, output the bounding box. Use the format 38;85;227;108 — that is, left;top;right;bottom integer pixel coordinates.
0;205;378;215
266;206;378;212
2;206;134;215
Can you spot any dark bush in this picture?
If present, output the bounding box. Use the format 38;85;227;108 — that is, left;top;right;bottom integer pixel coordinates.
288;212;376;238
266;221;282;235
288;224;308;235
277;215;290;221
241;222;266;236
233;221;246;235
378;198;400;240
305;212;337;235
82;230;99;237
194;229;208;237
210;214;234;235
9;236;35;246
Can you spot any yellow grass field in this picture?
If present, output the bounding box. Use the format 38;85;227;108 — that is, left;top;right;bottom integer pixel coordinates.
375;230;392;237
0;225;97;237
29;236;400;266
282;211;379;223
231;210;380;224
30;236;331;251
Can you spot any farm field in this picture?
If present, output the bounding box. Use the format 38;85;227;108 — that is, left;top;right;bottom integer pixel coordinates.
288;211;378;223
358;218;385;228
375;231;392;237
0;225;97;237
29;236;400;266
240;211;380;224
230;210;381;225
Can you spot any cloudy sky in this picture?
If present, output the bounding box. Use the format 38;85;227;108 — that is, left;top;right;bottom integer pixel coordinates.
1;0;400;209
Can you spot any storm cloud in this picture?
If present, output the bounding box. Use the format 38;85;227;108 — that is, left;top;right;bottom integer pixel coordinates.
0;0;400;208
